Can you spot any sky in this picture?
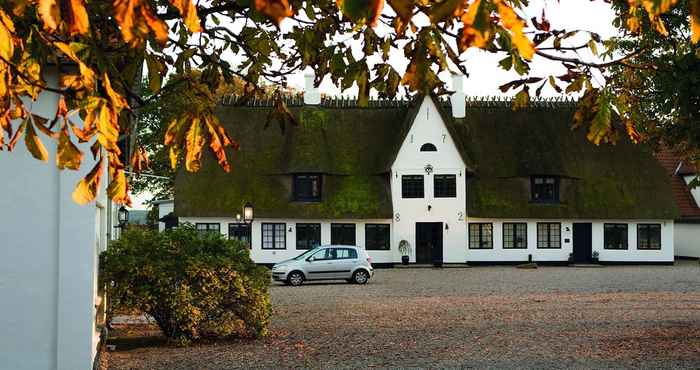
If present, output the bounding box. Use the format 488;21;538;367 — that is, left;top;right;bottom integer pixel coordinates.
130;0;621;210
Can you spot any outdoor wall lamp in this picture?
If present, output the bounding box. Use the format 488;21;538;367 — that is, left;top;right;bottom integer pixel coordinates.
243;202;254;225
445;223;449;230
427;205;432;212
116;206;129;228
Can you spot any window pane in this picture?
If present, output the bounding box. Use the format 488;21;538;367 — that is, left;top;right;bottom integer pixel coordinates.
293;174;321;201
434;174;457;198
296;223;321;250
532;177;559;202
469;223;492;249
402;175;424;198
332;224;356;245
365;224;390;250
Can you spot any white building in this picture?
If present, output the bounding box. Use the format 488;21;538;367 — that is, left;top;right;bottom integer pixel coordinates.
174;78;677;266
657;149;700;258
0;76;110;369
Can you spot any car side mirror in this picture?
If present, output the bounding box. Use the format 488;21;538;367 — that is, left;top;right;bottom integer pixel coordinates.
306;256;314;262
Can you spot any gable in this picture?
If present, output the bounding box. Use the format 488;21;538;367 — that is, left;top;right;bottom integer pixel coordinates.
392;96;466;170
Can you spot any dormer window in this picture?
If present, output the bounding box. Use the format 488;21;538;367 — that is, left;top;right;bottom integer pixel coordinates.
293;174;321;201
420;143;437;152
531;176;559;203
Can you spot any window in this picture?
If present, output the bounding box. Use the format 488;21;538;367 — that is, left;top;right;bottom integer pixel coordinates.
293;174;321;201
333;247;358;259
469;223;493;249
604;224;628;250
228;224;251;247
420;143;437;152
402;175;424;198
434;174;456;198
331;223;356;245
196;223;220;235
262;223;286;249
531;176;560;203
637;224;661;250
537;223;561;248
503;223;527;249
296;223;321;250
365;224;390;250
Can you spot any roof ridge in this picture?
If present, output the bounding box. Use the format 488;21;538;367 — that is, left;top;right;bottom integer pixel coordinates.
220;93;578;109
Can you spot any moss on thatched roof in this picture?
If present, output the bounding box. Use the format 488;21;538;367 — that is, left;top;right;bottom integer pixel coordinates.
175;96;678;220
175;105;407;219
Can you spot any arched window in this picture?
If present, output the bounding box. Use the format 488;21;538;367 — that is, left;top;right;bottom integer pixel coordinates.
420;143;437;152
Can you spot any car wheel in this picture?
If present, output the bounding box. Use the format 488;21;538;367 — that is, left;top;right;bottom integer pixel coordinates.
352;270;370;284
287;271;304;286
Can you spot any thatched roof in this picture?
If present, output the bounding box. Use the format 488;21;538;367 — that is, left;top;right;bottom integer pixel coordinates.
175;95;678;220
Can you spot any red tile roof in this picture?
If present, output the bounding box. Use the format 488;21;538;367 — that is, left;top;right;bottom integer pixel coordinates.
656;148;700;220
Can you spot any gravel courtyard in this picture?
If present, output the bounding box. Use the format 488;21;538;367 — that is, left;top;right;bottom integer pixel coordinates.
105;261;700;369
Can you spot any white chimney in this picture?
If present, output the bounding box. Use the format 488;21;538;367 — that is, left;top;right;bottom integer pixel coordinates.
304;70;321;105
450;73;466;119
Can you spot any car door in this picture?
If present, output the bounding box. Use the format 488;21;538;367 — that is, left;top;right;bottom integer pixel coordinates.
331;248;358;279
305;248;335;280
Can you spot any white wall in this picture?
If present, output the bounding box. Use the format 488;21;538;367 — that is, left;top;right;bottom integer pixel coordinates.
683;176;700;207
179;217;393;264
0;74;106;370
675;222;700;258
466;218;674;263
390;97;468;263
157;201;174;232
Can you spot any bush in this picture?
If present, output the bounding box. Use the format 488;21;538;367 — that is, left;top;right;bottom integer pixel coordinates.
101;224;271;344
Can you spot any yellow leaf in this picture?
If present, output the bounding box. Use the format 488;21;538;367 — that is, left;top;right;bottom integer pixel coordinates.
495;0;534;60
72;157;103;205
37;0;60;32
459;0;492;51
691;0;700;44
25;119;49;161
107;168;130;205
96;103;120;151
169;145;180;169
255;0;294;25
185;117;204;172
0;10;14;61
57;125;83;170
170;0;202;32
53;42;96;90
102;73;129;111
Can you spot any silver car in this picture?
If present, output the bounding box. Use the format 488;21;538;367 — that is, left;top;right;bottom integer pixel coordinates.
271;245;374;286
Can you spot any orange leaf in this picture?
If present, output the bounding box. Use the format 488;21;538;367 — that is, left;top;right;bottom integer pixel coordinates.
185;117;204;172
66;0;90;35
25;118;49;161
72;156;103;205
336;0;383;27
170;0;202;32
8;118;26;151
691;0;700;43
130;145;150;172
255;0;293;25
37;0;60;32
107;168;130;205
57;125;83;170
113;0;168;47
204;115;230;172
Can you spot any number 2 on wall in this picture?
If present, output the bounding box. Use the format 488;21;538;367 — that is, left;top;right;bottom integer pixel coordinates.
457;211;464;221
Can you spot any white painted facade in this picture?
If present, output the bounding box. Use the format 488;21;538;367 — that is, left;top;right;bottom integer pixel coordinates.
155;199;174;232
0;76;108;369
675;222;700;258
683;176;700;207
389;97;468;263
177;96;675;265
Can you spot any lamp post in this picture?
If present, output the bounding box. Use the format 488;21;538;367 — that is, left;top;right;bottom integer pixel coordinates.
117;206;129;228
243;202;254;225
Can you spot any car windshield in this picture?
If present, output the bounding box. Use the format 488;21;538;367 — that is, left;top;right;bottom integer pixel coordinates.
293;247;322;261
